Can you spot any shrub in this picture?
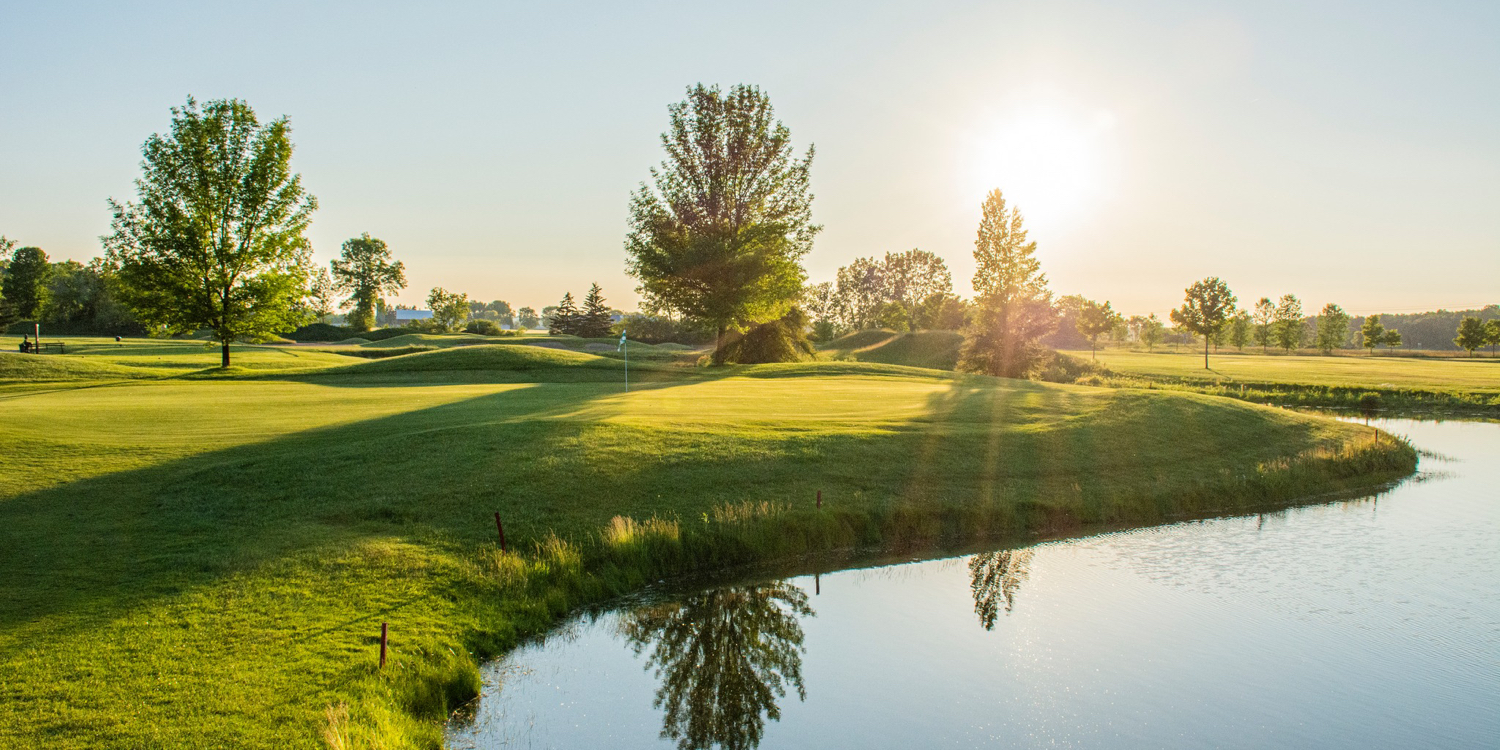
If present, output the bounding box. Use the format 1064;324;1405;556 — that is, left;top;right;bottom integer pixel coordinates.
287;322;355;342
715;309;816;365
464;319;503;336
1030;350;1106;384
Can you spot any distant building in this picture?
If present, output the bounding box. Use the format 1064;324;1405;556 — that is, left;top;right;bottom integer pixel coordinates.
395;309;433;325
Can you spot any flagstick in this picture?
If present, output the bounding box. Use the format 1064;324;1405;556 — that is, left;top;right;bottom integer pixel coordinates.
622;330;629;392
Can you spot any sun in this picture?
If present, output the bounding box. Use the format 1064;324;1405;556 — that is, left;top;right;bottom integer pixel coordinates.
965;106;1116;230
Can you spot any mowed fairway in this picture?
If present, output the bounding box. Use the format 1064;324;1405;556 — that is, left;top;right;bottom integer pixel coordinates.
1069;348;1500;393
0;345;1414;748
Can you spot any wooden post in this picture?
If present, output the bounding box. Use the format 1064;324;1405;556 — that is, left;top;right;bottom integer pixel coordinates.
494;512;507;552
379;622;388;669
814;573;820;596
816;490;822;510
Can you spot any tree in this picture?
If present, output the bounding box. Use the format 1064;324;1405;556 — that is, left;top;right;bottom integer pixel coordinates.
1272;294;1305;352
1486;319;1500;357
626;84;819;363
548;292;580;335
486;300;514;327
1252;297;1275;352
1075;299;1119;360
1139;313;1165;352
105;98;315;367
1228;310;1252;350
1359;314;1385;354
517;306;539;330
873;301;910;332
912;293;968;331
426;287;469;332
881;249;952;317
1454;316;1487;357
306;266;336;323
1382;328;1402;350
1315;303;1350;354
832;257;885;330
576;283;614;337
959;189;1055;377
5;246;51;319
331;233;405;332
1169;277;1237;369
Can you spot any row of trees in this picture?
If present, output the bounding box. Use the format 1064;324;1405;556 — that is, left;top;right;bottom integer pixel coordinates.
0;239;143;334
546;283;616;337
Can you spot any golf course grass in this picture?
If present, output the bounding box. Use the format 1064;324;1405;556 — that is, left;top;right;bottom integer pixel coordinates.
0;338;1417;748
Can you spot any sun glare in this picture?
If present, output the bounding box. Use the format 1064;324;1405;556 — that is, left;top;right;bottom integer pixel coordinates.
965;106;1116;230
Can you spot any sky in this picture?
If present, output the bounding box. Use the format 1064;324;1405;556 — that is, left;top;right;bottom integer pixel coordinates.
1;0;1496;317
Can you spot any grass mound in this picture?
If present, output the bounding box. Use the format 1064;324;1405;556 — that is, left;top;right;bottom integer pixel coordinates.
0;352;155;381
321;344;644;380
333;337;372;346
824;329;900;352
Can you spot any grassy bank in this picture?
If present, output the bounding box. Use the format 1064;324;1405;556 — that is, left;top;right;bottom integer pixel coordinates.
0;344;1416;748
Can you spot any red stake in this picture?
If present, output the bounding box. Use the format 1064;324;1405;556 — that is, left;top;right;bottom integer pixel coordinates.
817;490;822;510
494;512;507;552
379;622;388;669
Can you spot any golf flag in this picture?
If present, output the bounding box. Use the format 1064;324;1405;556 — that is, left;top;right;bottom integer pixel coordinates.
619;330;629;392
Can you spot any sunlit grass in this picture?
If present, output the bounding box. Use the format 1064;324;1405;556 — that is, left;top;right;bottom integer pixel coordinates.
0;348;1416;748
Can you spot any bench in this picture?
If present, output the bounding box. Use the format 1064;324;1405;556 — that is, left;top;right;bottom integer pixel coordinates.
19;341;65;354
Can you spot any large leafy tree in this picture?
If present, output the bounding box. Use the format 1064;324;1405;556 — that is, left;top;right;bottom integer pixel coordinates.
1485;319;1500;357
1252;297;1275;352
1272;294;1305;352
1315;303;1351;354
516;306;540;330
1075;299;1120;360
832;257;886;330
881;249;952;316
959;189;1055;377
426;287;469;332
5;246;51;320
1454;316;1487;357
105;98;316;367
331;233;405;332
1170;277;1237;369
626;84;819;362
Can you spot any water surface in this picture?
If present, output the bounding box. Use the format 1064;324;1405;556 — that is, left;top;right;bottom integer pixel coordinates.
449;419;1499;749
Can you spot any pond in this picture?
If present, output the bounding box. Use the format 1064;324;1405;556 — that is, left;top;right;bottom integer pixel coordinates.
447;419;1499;749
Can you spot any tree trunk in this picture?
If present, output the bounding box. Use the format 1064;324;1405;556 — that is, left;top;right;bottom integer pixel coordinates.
221;340;231;368
714;325;726;365
1203;337;1210;369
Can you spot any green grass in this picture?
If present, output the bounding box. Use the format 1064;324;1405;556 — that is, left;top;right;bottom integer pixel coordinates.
822;330;964;370
1074;348;1500;393
0;342;1416;748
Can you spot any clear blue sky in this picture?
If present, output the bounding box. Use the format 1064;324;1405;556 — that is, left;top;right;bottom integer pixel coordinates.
1;0;1495;316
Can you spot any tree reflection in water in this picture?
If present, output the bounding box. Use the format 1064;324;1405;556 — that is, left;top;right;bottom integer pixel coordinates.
969;548;1034;630
620;582;814;750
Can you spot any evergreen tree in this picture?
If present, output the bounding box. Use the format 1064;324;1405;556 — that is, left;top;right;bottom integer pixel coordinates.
1314;303;1350;354
548;292;581;335
1359;314;1385;354
577;283;614;338
959;190;1055;377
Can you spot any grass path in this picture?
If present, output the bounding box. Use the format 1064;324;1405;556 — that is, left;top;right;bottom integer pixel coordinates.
0;344;1416;748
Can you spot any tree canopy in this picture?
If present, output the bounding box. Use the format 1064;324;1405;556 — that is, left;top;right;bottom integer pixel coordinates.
1454;316;1487;356
1315;303;1350;354
1075;299;1120;360
332;234;405;332
1273;294;1305;352
625;84;819;362
105;97;316;367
